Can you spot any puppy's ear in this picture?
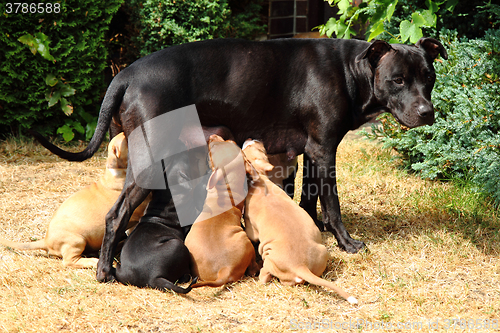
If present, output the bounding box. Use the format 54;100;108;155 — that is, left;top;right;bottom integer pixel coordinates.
244;158;260;182
110;144;119;158
416;37;448;60
355;40;394;68
254;159;274;172
207;168;223;189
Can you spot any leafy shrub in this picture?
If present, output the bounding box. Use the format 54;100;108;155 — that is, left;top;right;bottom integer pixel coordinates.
128;0;265;57
379;0;499;41
0;0;123;140
318;0;498;43
366;29;500;205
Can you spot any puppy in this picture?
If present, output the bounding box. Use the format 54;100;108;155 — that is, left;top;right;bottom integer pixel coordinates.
185;134;259;287
242;139;358;304
0;133;147;268
115;139;206;293
115;197;197;294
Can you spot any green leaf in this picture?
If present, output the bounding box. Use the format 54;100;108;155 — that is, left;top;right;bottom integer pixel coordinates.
18;34;35;45
45;74;58;87
386;0;398;22
18;32;54;61
60;98;73;116
421;9;437;27
48;90;61;107
445;0;458;12
18;34;37;54
57;125;75;142
73;121;85;134
412;12;426;27
337;0;350;14
343;27;357;40
86;121;97;141
367;21;385;41
59;84;76;97
409;24;423;44
400;20;412;43
324;17;339;38
425;0;439;13
79;111;94;123
34;32;49;42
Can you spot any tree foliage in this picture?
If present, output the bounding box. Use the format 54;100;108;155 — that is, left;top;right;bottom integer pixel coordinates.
317;0;498;43
0;0;123;140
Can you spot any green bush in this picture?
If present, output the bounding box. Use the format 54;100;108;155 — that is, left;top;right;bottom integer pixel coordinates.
0;1;264;141
318;0;498;43
128;0;265;57
379;0;499;41
366;29;500;205
0;0;123;140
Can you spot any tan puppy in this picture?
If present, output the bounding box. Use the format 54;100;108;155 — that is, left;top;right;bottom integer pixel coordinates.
0;133;148;268
242;139;357;304
185;134;258;287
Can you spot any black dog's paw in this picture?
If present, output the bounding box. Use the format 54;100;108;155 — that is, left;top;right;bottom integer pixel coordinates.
96;265;116;283
339;238;366;254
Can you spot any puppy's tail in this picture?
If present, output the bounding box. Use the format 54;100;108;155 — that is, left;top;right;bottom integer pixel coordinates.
0;237;48;252
295;266;358;305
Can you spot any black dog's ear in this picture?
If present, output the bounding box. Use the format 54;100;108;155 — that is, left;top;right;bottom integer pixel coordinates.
355;40;394;67
416;37;448;60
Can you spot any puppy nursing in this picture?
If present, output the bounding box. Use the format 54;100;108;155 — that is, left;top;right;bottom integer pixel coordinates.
185;134;259;287
1;132;356;302
242;139;357;304
0;133;147;268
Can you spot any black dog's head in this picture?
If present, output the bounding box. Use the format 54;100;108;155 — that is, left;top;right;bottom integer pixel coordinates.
356;38;448;128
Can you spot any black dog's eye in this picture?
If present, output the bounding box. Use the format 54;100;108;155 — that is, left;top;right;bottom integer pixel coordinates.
427;74;434;82
394;77;404;85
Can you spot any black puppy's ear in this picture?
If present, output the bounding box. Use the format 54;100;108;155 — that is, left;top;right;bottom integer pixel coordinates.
355;40;394;67
416;37;448;60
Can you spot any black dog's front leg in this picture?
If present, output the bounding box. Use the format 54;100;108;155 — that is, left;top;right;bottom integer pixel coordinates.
97;169;151;283
305;145;366;253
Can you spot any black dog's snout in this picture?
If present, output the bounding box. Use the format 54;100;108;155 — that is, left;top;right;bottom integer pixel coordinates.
417;103;435;123
417;103;433;118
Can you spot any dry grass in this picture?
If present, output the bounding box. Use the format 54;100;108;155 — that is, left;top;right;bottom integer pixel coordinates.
0;133;499;332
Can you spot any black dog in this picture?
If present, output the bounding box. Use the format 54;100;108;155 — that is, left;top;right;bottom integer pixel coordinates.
115;191;196;293
31;38;447;282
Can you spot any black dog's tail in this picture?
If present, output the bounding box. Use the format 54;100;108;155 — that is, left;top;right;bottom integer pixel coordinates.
29;78;128;162
161;276;199;294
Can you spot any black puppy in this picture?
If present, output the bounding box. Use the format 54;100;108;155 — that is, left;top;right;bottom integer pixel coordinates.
115;192;196;293
114;138;209;292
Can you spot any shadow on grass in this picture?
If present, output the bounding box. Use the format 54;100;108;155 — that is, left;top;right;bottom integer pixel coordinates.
335;203;500;256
